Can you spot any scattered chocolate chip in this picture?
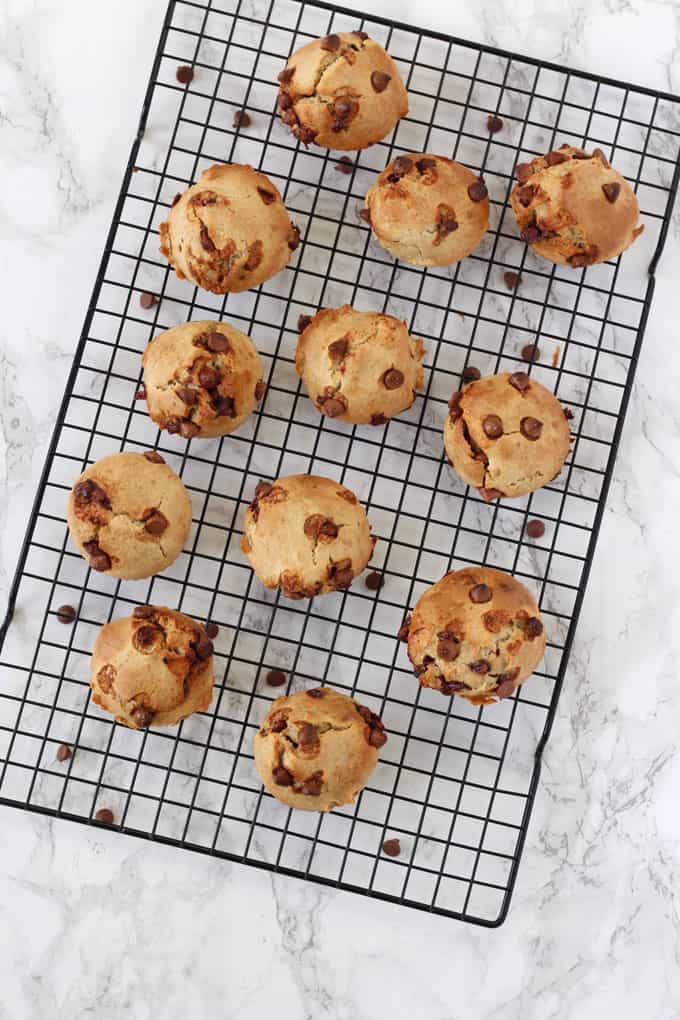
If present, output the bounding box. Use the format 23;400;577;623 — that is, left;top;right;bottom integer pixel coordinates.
233;109;251;129
198;365;220;390
520;223;541;243
257;186;275;205
333;96;356;123
300;772;323;796
56;743;72;762
467;177;488;202
200;224;215;252
214;395;235;417
331;558;354;589
135;384;147;401
526;519;545;539
206;332;230;352
179;419;201;439
266;670;286;688
177;386;196;406
298;314;312;332
440;680;470;695
391;156;413;178
143;450;165;464
328;337;349;361
56;604;76;625
382;838;401;857
495;680;516;699
139;292;157;310
468;659;490;674
515;163;533;183
382;368;404;390
320;33;340;51
336;156;353;174
369;728;387;748
304;514;338;540
469;583;492;604
592;148;610;167
462;366;481;384
82;541;111;572
298;723;318;746
520;416;543;441
305;688;324;698
176;65;193;85
319;394;346;418
143;510;168;536
516;184;535;208
545;150;567;166
131;706;154;728
269;714;287;733
487;114;503;133
416;157;436;173
504;271;522;290
95;808;114;824
482;414;503;439
564;407;574;420
602;182;621;203
437;633;461;661
365;571;384;591
205;622;219;639
371;70;391;92
273;766;294;786
521;344;540;363
509;371;530;393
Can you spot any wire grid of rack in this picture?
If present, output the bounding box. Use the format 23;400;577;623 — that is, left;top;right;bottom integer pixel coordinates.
1;0;679;928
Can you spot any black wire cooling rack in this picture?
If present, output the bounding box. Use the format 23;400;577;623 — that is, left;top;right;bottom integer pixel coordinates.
1;0;679;928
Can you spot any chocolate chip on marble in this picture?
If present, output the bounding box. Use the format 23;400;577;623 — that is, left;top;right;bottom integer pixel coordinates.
462;366;481;383
482;414;503;439
336;156;353;174
526;519;545;539
371;70;391;92
467;177;488;202
140;292;157;310
233;109;251;128
469;583;492;604
520;416;543;440
382;368;404;390
95;808;115;824
176;65;194;84
521;344;540;363
487;114;503;133
602;182;621;203
266;669;287;688
509;371;530;393
504;271;522;290
564;407;574;420
382;838;401;857
56;743;72;762
206;622;219;639
365;571;384;591
320;33;340;51
57;604;76;625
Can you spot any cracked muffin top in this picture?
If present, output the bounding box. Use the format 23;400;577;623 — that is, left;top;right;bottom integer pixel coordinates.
254;686;386;811
364;153;490;266
240;474;376;599
159;163;300;294
90;605;214;729
142;319;265;439
295;305;424;425
443;372;571;500
276;31;408;150
401;566;546;704
66;451;192;580
510;144;643;267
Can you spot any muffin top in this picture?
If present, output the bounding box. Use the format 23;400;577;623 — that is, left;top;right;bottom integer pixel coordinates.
277;31;408;150
241;474;376;599
510;144;643;266
90;606;214;729
364;154;490;266
142;320;265;439
254;686;386;811
66;452;192;580
159;163;300;293
403;566;546;704
295;305;424;425
444;372;572;500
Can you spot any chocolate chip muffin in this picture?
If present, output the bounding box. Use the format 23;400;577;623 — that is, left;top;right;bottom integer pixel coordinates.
277;31;408;150
444;372;571;500
142;320;265;439
90;605;214;729
510;144;643;267
254;686;386;811
295;305;424;425
401;566;545;704
67;452;192;579
241;474;375;599
364;154;489;266
159;163;300;293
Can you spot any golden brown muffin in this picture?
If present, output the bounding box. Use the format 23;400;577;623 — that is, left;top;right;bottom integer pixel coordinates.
254;687;386;811
241;474;376;599
510;144;643;267
295;305;424;425
277;31;408;150
364;154;489;266
142;320;265;439
67;452;192;580
401;567;546;704
159;163;300;293
90;605;214;729
443;372;571;500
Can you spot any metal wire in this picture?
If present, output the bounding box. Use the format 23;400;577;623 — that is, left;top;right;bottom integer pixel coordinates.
1;0;679;926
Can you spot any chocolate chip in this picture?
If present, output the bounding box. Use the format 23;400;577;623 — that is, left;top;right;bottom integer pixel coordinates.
133;605;155;619
593;148;610;168
516;184;535;208
371;70;391;92
194;637;214;661
131;706;154;728
134;624;159;649
382;368;404;390
200;224;215;252
602;182;621;203
95;808;114;824
56;743;72;762
468;659;490;674
133;384;147;401
257;187;275;205
300;772;323;796
255;481;273;500
545;150;567;166
467;177;488;202
333;97;354;120
469;583;492;604
171;193;182;207
526;519;545;539
266;669;286;688
255;380;266;401
398;614;411;642
82;541;111;572
480;487;503;501
205;622;219;639
278;91;293;111
298;723;318;746
143;510;168;536
177;386;196;406
336;156;353;174
140;292;157;310
176;65;193;84
520;223;541;243
206;332;230;352
233;109;251;128
332;559;354;589
440;680;470;695
504;271;522;291
509;371;530;393
487;114;503;133
436;210;458;238
391;156;413;178
482;414;503;439
143;450;165;464
306;688;324;698
356;31;369;40
521;344;540;363
198;365;220;390
495;680;516;699
273;766;294;786
568;252;590;268
269;715;287;733
359;207;371;225
369;728;387;748
437;635;461;661
298;314;312;332
328;337;349;361
319;395;346;418
56;604;76;624
520;416;543;440
525;616;544;640
320;33;340;51
278;67;294;85
564;407;574;420
515;162;533;183
448;390;464;422
304;514;338;540
179;419;201;439
382;838;401;857
416;157;436;173
288;225;301;251
214;396;236;417
370;413;388;426
365;571;384;591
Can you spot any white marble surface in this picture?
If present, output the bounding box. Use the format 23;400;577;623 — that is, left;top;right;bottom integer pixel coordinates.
1;0;680;1017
